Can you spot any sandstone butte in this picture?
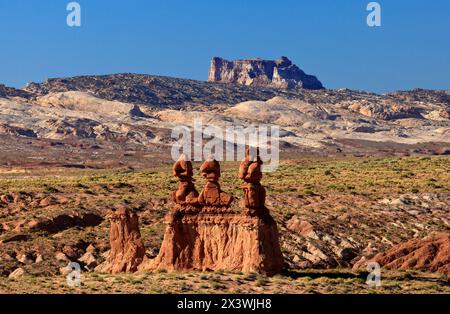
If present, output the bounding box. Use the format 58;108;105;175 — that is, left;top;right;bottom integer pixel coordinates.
208;56;323;90
97;150;284;276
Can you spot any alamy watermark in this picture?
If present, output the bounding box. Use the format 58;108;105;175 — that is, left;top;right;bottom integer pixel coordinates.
171;119;279;172
66;262;82;287
367;2;381;27
66;2;81;27
65;2;380;28
366;262;382;287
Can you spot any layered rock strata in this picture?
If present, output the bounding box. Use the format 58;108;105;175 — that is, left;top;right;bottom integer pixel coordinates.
208;56;323;90
354;233;450;276
96;205;146;274
139;153;283;275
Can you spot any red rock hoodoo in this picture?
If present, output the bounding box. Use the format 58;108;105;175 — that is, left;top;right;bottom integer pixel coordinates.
170;154;200;209
139;151;284;275
96;205;146;274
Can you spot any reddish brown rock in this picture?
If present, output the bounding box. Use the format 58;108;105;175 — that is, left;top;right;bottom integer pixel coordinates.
79;252;97;268
170;154;199;207
139;211;283;275
286;217;318;239
39;196;57;207
8;267;25;279
0;194;13;204
198;158;233;208
354;233;450;276
140;156;284;275
239;148;267;213
96;205;146;274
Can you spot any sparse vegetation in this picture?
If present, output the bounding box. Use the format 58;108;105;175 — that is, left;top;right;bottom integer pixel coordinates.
0;156;448;293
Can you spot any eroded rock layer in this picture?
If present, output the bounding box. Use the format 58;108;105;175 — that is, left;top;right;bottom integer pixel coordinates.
96;206;146;274
208;56;323;90
139;155;284;275
139;210;283;275
355;233;450;276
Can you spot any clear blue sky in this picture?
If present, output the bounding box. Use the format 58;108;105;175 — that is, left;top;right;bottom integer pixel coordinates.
0;0;449;93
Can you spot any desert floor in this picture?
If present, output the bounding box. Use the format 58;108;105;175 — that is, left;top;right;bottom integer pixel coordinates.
0;156;449;294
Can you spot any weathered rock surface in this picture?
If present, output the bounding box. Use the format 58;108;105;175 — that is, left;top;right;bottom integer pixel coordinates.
0;124;37;138
8;267;25;279
286;217;318;239
170;154;200;207
0;73;448;157
208;56;323;90
354;233;450;276
0;84;31;99
139;157;283;275
198;158;233;208
36;91;146;117
21;74;296;108
79;252;97;268
239;148;266;213
96;206;146;274
140;211;283;275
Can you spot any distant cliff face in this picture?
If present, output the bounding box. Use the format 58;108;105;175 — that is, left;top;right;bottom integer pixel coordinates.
208;56;323;90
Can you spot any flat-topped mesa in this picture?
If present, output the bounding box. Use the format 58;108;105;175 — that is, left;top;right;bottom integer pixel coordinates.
208;56;323;90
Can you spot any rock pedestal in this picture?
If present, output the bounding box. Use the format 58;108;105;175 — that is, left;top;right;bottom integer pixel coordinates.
140;152;283;275
96;205;146;274
139;210;283;275
198;158;233;207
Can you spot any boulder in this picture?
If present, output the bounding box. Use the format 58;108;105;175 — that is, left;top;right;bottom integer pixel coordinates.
35;254;44;263
286;217;318;239
79;252;97;268
55;252;70;262
8;268;25;279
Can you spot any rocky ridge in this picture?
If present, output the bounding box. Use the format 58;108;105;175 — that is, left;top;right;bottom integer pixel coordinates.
0;74;448;159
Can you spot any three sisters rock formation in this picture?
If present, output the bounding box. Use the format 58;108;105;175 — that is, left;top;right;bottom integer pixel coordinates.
97;149;284;275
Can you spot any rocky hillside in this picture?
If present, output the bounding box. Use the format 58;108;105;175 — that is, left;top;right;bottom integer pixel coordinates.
0;74;447;164
22;74;302;108
354;233;450;276
18;74;449;110
0;84;31;99
208;56;324;90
